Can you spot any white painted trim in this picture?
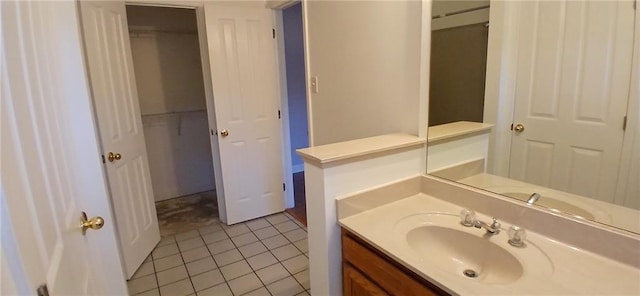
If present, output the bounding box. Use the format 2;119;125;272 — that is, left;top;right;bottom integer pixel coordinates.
483;1;520;177
274;9;295;209
427;133;490;173
301;0;314;147
304;145;426;295
195;5;227;223
418;0;431;139
615;4;640;206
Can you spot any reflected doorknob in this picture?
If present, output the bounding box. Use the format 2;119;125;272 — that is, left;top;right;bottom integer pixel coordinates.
81;211;104;235
220;129;229;137
513;123;525;133
107;152;121;162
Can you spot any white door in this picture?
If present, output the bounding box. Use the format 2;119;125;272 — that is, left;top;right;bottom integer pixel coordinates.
79;1;160;278
509;0;634;203
205;4;285;224
1;1;126;294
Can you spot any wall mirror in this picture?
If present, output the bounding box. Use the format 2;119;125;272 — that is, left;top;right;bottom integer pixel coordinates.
426;0;640;234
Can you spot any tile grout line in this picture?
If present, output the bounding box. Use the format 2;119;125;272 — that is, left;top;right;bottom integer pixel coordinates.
151;247;161;295
174;234;199;296
278;213;312;293
138;212;308;296
131;237;174;296
263;214;309;292
223;212;307;295
198;225;235;296
224;222;274;296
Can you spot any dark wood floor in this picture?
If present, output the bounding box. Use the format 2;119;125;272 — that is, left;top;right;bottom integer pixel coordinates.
285;171;307;226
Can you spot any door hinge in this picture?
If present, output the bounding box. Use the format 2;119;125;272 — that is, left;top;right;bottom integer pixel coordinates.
634;0;637;10
272;28;276;39
278;110;281;119
283;183;286;191
101;155;106;163
623;116;628;131
37;284;49;296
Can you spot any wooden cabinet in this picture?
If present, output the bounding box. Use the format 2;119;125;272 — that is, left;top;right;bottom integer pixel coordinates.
342;228;450;296
344;263;389;296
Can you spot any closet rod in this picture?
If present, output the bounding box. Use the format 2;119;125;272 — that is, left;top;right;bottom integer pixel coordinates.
432;5;490;20
128;28;197;35
142;109;206;117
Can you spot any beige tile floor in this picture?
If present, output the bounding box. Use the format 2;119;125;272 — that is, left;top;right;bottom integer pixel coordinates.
127;213;310;296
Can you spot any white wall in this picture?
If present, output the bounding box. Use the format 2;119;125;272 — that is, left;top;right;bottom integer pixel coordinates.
142;112;215;200
127;6;215;201
128;6;206;115
303;1;424;145
303;146;426;295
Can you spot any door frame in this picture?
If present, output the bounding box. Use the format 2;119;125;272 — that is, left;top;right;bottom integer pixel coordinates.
614;4;640;205
274;9;295;208
271;0;303;209
126;0;293;216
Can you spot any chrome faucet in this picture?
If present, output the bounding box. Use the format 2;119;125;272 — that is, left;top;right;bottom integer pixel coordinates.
474;217;501;234
527;192;541;205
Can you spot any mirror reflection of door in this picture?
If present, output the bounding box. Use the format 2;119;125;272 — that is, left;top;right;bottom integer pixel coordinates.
508;1;634;204
427;0;639;233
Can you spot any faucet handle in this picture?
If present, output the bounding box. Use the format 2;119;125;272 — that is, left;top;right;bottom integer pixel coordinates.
459;209;476;227
490;218;501;229
508;225;526;247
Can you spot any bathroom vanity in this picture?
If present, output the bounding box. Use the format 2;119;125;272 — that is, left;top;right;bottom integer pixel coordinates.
297;132;640;295
336;175;640;295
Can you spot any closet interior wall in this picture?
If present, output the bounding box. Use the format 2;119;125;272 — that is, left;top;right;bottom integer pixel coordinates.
127;5;215;201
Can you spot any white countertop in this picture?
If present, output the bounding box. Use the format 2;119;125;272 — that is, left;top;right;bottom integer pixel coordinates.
459;173;640;234
296;133;425;166
428;121;494;143
339;193;640;295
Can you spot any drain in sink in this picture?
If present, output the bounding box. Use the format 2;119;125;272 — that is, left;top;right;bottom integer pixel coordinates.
463;269;478;278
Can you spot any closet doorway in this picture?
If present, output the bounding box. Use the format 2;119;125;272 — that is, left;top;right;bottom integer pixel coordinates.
127;5;218;236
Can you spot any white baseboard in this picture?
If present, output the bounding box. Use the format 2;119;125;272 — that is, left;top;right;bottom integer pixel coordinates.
292;163;304;173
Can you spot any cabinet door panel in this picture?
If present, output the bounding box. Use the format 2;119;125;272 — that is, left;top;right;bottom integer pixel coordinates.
344;263;389;296
342;229;449;296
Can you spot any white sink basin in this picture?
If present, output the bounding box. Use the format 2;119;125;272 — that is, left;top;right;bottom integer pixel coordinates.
481;185;609;222
406;225;523;284
394;213;554;285
502;192;595;220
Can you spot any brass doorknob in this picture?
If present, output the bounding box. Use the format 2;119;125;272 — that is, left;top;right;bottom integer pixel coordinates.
81;211;104;235
220;129;229;137
514;123;525;133
107;152;121;162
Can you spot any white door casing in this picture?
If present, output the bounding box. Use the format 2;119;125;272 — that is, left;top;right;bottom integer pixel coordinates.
509;1;634;203
79;0;160;278
205;4;285;224
196;6;228;223
1;1;126;294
